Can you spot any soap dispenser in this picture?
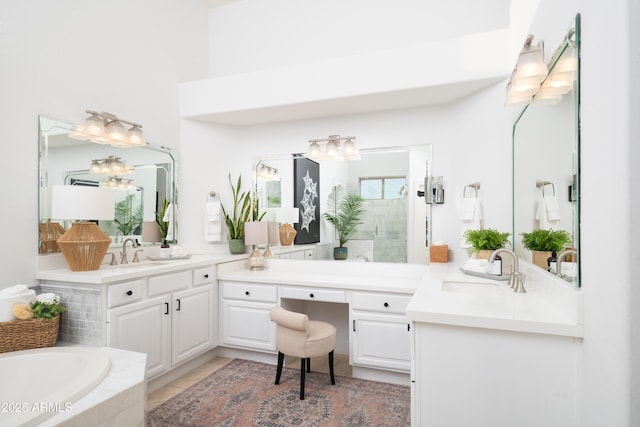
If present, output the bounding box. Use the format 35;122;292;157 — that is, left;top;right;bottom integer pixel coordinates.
547;251;557;274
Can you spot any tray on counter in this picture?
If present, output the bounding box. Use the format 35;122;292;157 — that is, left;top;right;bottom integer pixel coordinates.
459;268;511;282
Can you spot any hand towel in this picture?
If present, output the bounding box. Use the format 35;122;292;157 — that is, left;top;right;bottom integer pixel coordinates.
460;198;483;248
461;197;476;221
545;196;560;221
205;202;222;242
535;197;559;230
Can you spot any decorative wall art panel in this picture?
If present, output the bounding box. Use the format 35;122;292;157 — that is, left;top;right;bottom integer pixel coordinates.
293;157;320;244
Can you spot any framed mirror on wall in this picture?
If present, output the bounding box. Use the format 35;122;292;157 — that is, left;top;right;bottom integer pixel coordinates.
38;116;177;254
254;144;432;264
512;14;581;287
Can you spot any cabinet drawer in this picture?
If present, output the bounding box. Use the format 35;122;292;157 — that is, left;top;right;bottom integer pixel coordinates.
148;270;190;296
107;280;144;308
193;266;215;286
351;292;411;314
280;286;346;303
222;282;277;302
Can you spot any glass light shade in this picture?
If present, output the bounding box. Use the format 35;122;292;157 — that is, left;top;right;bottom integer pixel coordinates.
343;139;356;156
514;46;547;82
90;160;101;174
505;83;533;106
127;125;145;146
326;140;340;158
84;114;105;137
308;141;322;158
105;120;128;144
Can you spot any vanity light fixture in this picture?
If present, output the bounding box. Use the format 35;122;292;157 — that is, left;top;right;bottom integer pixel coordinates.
102;176;134;190
89;156;131;175
306;135;360;161
69;110;146;147
505;35;547;106
257;163;280;181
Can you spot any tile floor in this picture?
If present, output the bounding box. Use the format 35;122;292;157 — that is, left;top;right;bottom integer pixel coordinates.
146;354;352;410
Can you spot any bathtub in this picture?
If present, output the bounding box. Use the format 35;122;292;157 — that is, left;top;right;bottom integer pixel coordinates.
0;346;110;427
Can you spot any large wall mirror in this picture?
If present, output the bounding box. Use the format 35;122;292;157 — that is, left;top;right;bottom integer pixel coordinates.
513;14;581;287
255;144;432;264
38;116;177;253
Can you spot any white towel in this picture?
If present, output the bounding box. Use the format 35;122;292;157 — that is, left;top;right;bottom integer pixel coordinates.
460;198;483;248
545;196;560;221
535;197;559;230
205;202;222;242
461;197;476;221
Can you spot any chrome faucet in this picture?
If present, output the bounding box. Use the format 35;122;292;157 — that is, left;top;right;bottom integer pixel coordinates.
488;248;526;293
556;249;577;279
121;238;140;264
357;255;371;262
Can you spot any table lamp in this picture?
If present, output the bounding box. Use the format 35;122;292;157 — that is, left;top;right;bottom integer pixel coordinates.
245;221;269;270
51;185;115;271
263;221;280;258
276;207;299;246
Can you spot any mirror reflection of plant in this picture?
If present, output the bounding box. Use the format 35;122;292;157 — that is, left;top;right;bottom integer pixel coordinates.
323;185;366;247
156;197;170;239
113;193;142;236
520;229;572;252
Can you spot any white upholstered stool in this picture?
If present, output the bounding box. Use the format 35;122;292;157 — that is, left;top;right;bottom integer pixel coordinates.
269;306;337;400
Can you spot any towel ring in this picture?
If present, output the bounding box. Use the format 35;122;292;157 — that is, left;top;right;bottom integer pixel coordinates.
464;183;480;198
536;180;555;197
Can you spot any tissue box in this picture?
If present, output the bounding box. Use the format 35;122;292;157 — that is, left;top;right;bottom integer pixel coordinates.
430;245;448;263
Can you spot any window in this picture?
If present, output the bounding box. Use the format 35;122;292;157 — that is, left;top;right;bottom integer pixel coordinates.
360;177;406;200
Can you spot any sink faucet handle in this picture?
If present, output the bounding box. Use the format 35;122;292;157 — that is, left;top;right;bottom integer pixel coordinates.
512;272;527;293
107;252;118;266
133;249;144;263
120;251;128;264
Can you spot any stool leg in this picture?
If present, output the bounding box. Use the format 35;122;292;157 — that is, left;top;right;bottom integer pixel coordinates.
329;350;336;385
306;357;311;373
300;357;306;400
275;351;284;385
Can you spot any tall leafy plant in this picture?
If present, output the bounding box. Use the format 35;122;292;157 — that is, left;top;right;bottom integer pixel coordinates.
323;185;366;247
220;174;252;239
156;197;170;240
113;193;142;236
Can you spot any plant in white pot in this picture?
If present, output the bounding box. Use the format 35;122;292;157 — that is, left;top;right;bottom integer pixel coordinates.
323;186;365;260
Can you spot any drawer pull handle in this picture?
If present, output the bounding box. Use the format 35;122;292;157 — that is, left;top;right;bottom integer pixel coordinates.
176;299;181;311
309;293;314;298
164;302;169;315
384;302;389;307
204;274;209;279
245;291;250;296
126;290;133;296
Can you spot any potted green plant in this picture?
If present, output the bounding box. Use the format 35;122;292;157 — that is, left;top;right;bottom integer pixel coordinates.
323;186;365;260
463;228;511;259
155;197;170;241
520;229;572;269
220;174;253;254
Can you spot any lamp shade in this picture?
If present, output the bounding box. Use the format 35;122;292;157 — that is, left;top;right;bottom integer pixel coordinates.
267;221;280;245
275;207;299;224
245;221;269;246
51;185;115;221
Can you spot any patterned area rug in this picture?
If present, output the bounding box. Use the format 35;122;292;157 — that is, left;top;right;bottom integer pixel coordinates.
147;359;410;426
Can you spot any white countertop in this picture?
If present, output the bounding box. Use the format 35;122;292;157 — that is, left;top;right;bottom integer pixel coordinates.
406;264;584;338
35;253;246;284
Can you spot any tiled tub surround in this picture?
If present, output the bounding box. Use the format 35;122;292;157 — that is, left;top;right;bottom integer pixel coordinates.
39;285;101;345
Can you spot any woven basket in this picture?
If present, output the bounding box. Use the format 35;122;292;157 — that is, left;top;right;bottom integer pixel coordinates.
0;316;60;353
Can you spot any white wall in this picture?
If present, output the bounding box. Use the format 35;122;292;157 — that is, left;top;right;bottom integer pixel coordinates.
207;0;511;77
0;0;208;287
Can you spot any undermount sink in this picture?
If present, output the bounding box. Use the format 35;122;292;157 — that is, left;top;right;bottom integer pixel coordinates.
102;261;168;270
441;280;503;296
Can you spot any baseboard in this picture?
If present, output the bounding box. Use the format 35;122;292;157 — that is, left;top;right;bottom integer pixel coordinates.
216;346;278;365
352;366;410;386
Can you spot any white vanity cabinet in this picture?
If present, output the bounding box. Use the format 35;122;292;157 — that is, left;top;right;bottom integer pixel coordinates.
107;269;216;379
350;291;412;372
219;280;278;352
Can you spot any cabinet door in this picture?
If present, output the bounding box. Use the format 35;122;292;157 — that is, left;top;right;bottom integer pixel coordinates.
221;299;276;351
107;295;171;378
172;286;215;365
351;313;411;372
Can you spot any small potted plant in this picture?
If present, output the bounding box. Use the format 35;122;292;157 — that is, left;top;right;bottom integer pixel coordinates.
520;229;572;269
220;174;253;254
323;186;365;260
463;228;511;259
